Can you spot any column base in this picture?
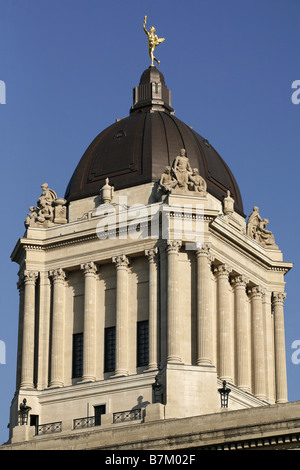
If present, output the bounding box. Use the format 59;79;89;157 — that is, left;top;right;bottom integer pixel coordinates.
113;370;128;378
167;356;183;364
197;358;212;365
20;383;34;390
80;376;96;383
147;363;158;371
49;381;64;388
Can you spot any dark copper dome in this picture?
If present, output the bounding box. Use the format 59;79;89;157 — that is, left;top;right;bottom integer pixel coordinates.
65;67;244;216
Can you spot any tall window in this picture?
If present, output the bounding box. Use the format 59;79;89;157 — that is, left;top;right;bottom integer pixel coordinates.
104;327;116;372
137;320;149;367
94;405;106;426
72;333;83;378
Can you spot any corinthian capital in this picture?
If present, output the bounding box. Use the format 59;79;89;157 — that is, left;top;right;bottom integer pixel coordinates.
49;268;66;283
231;274;247;289
23;270;38;285
145;247;158;263
214;263;230;279
166;239;182;254
112;254;130;269
80;261;98;276
196;243;211;257
248;285;264;299
272;292;286;305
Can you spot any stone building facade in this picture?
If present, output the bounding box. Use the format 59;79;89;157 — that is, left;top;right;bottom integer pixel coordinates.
2;65;299;450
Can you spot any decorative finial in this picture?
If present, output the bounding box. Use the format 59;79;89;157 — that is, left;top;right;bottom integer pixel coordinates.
143;16;165;67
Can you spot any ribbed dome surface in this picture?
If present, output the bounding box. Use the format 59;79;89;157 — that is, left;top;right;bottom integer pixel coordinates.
65;68;244;216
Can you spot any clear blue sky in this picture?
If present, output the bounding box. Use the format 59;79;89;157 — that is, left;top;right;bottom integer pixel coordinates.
0;0;299;445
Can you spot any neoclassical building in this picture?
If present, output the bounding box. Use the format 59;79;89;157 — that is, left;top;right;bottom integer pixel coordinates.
2;63;300;451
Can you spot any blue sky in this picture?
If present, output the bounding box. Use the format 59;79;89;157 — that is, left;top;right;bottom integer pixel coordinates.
0;0;299;445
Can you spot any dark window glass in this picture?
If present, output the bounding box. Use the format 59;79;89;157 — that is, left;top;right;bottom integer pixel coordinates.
137;321;149;367
72;333;83;378
94;405;106;426
104;327;116;372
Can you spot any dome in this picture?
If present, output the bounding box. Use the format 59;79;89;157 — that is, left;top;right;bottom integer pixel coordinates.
65;67;244;216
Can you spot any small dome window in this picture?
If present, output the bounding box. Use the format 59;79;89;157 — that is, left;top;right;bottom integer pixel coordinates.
114;130;127;140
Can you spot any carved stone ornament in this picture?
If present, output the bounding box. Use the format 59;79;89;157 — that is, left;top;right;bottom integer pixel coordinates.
25;183;67;228
166;239;182;254
223;190;235;215
81;261;98;276
23;270;39;285
101;178;114;204
272;292;287;305
214;263;230;279
156;149;207;199
246;206;278;249
112;254;130;269
145;247;158;263
49;268;67;283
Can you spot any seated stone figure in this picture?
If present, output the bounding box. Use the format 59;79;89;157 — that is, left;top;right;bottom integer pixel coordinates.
246;206;278;249
189;168;207;195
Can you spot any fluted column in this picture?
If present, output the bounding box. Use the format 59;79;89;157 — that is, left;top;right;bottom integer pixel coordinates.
145;248;159;371
80;262;98;382
196;244;212;365
214;264;232;382
231;275;250;392
249;286;267;400
112;255;130;377
49;268;66;388
36;271;51;390
20;270;38;389
166;240;182;363
272;292;288;403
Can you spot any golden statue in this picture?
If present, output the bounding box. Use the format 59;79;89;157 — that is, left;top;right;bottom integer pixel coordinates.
143;16;165;67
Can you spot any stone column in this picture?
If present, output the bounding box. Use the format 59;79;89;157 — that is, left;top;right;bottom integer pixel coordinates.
263;291;276;403
196;244;212;365
80;262;98;382
16;278;25;390
145;248;159;371
249;286;266;400
112;255;130;377
36;271;51;390
166;240;182;363
214;264;232;382
20;270;38;389
49;268;66;388
272;292;288;403
231;275;250;392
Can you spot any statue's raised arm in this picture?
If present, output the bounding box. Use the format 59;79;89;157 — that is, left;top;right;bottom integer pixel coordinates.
143;15;149;35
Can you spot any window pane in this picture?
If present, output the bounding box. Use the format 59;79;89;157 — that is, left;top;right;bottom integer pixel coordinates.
94;405;106;426
104;327;116;372
72;333;83;378
137;321;149;367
